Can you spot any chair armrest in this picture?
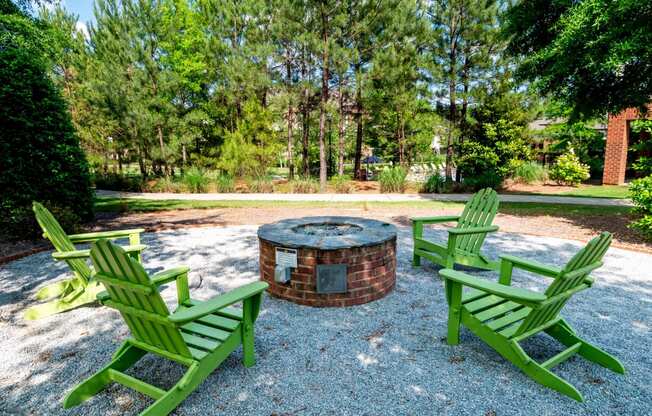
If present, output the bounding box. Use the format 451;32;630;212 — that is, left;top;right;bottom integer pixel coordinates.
448;225;499;235
169;281;269;324
68;229;145;243
52;244;147;260
151;266;191;285
440;269;546;304
411;215;460;224
500;255;561;278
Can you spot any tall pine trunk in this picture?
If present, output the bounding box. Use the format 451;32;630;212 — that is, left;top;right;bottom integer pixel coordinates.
456;53;470;183
353;66;363;180
446;45;457;181
286;56;295;180
338;81;345;176
317;10;329;192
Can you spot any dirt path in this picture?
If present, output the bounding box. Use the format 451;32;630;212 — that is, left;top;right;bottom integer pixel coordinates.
92;206;650;253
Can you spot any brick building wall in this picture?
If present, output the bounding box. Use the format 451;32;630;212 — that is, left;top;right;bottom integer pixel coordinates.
603;106;651;185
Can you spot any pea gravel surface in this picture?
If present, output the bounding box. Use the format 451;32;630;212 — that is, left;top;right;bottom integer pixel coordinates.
1;226;650;416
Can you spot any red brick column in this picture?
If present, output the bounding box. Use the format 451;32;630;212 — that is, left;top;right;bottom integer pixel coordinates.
603;106;651;185
259;238;396;307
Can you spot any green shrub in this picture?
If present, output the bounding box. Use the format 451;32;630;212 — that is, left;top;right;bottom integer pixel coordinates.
182;167;210;193
629;176;652;240
462;174;503;191
94;172;143;192
421;174;447;193
0;14;93;240
512;161;547;184
290;177;319;193
629;176;652;212
214;174;236;193
331;175;353;193
150;176;183;193
549;151;590;186
379;166;407;193
247;177;274;193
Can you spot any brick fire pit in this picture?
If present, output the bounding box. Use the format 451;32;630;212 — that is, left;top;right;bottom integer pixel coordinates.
257;216;397;307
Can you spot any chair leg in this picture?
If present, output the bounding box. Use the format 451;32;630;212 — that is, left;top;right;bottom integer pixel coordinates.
24;283;102;320
35;278;75;300
412;251;421;267
519;358;584;402
63;343;146;408
445;282;462;345
547;320;625;375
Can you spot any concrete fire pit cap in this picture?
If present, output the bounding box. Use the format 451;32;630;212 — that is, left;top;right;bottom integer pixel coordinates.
257;216;397;250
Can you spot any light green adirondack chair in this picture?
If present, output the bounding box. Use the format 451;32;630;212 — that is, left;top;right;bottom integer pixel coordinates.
440;232;625;401
412;188;500;270
63;239;269;416
26;201;146;320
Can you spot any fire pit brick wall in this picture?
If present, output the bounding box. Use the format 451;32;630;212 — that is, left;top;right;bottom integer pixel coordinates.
259;238;396;307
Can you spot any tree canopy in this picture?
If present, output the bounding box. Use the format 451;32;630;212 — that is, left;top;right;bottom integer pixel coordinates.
504;0;652;120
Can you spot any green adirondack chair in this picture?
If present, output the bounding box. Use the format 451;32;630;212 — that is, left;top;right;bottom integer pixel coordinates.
412;188;500;270
63;239;269;415
440;232;625;401
25;201;146;320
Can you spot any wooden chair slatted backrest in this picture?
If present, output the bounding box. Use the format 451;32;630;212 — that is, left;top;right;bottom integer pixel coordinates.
32;202;92;280
90;239;192;358
455;188;499;254
514;233;612;337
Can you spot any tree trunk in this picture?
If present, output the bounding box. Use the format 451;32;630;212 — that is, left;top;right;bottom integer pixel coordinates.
286;55;295;180
338;81;345;176
287;106;295;180
446;47;457;181
317;9;329;192
456;53;470;183
301;46;310;177
353;68;364;180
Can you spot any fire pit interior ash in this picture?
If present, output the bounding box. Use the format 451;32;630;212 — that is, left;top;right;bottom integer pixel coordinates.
292;222;363;237
258;216;397;307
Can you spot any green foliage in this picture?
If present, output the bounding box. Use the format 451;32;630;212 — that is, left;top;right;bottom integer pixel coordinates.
290;177;319;194
462;174;503;191
505;0;652;119
421;174;447;193
0;12;93;239
513;162;547;184
93;172;143;192
457;91;533;189
549;151;590;186
246;177;274;193
379;166;408;193
218;100;280;178
331;175;353;193
182;167;209;193
629;120;652;176
214;174;236;193
150;176;184;193
628;176;652;240
540;101;606;178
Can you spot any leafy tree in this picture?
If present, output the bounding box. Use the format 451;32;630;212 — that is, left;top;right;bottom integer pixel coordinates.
0;10;93;238
505;0;652;120
457;89;533;188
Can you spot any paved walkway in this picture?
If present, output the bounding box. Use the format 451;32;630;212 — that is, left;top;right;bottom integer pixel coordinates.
97;189;633;206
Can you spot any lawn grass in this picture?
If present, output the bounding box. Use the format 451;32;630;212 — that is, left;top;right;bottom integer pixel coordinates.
556;185;629;199
507;184;630;199
95;197;631;217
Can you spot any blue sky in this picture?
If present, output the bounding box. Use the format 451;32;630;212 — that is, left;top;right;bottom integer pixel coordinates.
60;0;95;24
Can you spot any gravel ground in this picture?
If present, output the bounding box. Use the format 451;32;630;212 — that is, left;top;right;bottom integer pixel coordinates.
0;226;650;416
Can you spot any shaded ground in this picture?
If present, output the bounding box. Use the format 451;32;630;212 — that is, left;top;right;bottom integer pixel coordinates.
1;226;650;415
2;204;649;264
89;206;651;253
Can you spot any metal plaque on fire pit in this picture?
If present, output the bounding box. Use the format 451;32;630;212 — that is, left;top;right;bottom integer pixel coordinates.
316;264;347;294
